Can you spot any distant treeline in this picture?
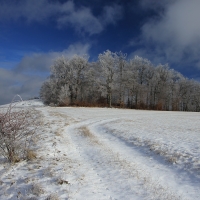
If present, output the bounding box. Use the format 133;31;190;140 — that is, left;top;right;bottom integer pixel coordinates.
40;50;200;111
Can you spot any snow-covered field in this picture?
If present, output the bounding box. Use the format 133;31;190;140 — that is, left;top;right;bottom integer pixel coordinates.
0;100;199;200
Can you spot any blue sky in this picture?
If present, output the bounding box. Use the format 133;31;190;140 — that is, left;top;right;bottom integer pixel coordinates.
1;0;200;105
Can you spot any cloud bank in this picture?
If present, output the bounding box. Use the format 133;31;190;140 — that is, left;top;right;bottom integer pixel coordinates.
0;43;90;105
16;43;90;73
132;0;200;70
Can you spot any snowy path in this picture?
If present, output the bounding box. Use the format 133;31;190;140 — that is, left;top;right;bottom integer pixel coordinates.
45;107;199;200
0;103;199;199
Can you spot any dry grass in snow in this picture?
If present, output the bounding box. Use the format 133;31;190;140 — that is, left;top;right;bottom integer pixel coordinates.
0;100;199;200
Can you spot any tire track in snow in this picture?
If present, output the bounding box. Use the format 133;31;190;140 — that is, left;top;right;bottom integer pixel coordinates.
65;119;187;200
68;125;149;200
86;120;199;200
100;120;200;181
48;109;199;199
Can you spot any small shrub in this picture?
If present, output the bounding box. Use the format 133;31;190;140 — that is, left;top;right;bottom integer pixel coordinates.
0;97;39;163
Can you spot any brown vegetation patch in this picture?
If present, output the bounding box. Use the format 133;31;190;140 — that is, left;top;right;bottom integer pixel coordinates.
78;126;101;145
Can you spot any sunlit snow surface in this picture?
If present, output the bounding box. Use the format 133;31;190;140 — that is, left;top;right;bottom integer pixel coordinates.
0;100;199;199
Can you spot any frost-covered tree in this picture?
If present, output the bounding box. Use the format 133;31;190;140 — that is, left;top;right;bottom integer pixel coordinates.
40;78;61;105
192;81;200;112
40;55;89;106
115;51;127;106
98;50;117;107
58;84;70;106
69;55;89;103
125;56;152;108
40;51;200;111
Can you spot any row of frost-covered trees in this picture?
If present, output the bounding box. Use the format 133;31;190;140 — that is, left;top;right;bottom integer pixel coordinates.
40;50;200;111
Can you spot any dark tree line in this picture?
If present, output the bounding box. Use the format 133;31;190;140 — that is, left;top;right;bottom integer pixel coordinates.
40;50;200;111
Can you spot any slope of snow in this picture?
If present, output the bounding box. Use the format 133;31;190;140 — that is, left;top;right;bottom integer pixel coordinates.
0;99;44;109
0;102;199;199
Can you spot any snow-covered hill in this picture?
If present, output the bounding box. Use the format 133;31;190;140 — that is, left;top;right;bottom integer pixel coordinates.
0;101;199;199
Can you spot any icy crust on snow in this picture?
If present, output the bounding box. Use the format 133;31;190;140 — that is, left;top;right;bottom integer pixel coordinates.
0;103;199;199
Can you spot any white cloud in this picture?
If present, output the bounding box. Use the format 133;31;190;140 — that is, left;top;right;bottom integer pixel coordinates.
0;68;42;105
0;43;90;105
57;6;103;35
142;0;200;47
0;0;123;35
16;43;90;73
101;4;123;25
62;43;91;57
133;0;200;69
